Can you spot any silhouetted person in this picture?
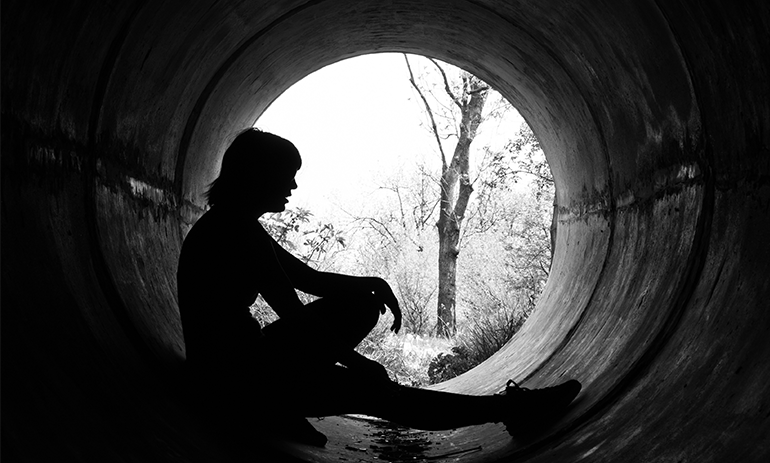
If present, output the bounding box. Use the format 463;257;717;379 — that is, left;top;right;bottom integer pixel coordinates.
177;129;581;447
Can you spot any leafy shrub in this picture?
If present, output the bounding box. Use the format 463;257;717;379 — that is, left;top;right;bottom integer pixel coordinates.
355;320;453;387
394;266;435;337
427;298;532;384
427;345;477;384
459;301;529;365
250;297;279;327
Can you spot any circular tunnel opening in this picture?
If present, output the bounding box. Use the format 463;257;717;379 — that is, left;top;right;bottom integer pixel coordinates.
171;2;643;458
4;1;769;462
178;0;613;407
252;52;555;389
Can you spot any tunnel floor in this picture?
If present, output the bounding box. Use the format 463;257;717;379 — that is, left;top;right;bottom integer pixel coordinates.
214;415;555;462
295;417;485;462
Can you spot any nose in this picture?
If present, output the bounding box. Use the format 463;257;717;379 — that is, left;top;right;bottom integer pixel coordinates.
290;179;297;190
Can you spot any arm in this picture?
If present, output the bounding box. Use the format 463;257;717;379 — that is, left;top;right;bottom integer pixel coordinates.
269;236;402;333
267;238;360;295
254;234;306;320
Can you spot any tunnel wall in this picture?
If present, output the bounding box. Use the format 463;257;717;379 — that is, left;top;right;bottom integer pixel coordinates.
2;0;769;462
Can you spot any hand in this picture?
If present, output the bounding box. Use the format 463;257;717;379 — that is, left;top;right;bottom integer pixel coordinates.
369;278;402;334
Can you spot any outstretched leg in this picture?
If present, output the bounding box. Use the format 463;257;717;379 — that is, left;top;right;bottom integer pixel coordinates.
276;365;504;430
259;294;580;433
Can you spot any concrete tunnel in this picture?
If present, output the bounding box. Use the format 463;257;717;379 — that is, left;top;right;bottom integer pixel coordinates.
2;0;769;461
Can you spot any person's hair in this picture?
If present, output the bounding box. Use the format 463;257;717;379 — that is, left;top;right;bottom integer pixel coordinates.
205;129;301;207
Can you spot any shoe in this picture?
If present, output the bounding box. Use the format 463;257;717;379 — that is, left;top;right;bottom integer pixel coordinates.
498;379;581;436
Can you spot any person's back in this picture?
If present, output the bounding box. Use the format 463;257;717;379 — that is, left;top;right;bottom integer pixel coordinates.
177;207;265;372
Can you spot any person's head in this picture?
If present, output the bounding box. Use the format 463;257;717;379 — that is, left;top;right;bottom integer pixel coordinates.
205;129;301;213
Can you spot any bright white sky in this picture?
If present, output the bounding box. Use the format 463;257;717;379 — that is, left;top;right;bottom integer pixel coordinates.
255;52;524;222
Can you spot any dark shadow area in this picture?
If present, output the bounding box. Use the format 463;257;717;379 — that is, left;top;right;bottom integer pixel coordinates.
2;1;769;462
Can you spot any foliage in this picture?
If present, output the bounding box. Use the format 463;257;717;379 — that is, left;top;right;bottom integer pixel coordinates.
427;345;476;384
250;295;280;327
393;265;436;336
462;283;531;355
347;223;437;338
260;207;346;267
427;280;533;385
250;207;346;325
506;123;553;200
356;320;450;387
344;167;441;338
426;304;530;385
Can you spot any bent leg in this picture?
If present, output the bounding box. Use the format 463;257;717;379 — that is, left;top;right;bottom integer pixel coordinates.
261;293;381;369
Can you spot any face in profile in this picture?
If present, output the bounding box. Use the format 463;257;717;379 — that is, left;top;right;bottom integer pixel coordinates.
254;167;298;213
208;130;302;214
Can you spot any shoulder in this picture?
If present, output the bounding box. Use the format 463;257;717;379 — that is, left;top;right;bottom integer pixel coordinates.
180;209;268;266
184;208;259;242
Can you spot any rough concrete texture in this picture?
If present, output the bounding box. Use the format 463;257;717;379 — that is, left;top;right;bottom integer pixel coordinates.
2;0;769;461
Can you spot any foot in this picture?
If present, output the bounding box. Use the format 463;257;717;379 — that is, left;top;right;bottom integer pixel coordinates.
498;379;582;436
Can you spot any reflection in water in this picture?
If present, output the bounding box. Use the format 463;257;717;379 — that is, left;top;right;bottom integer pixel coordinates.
368;419;433;462
365;418;482;462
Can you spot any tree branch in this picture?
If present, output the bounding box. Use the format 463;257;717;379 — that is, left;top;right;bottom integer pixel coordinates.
510;169;554;183
351;216;399;246
404;54;448;170
468;86;490;95
428;57;463;110
379;183;408;229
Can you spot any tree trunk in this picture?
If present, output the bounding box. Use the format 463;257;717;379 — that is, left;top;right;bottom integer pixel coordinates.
403;57;490;338
434;75;488;338
436;213;459;337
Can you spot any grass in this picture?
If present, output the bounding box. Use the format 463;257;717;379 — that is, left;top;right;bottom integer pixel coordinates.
357;319;454;387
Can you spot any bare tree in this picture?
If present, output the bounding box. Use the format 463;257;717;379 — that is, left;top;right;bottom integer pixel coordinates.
405;55;490;338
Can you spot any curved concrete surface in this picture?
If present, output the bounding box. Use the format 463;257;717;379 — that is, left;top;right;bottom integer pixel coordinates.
2;0;769;461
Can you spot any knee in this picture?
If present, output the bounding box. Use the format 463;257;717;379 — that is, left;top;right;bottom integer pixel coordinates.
326;293;381;336
354;292;382;329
